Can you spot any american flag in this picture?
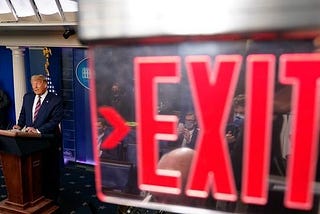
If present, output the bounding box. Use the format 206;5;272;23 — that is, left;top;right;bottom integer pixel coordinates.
46;74;56;94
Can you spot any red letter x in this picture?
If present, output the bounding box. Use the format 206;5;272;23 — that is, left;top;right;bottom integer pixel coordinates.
185;55;242;201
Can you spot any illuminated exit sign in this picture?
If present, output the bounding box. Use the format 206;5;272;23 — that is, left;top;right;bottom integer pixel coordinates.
89;40;320;213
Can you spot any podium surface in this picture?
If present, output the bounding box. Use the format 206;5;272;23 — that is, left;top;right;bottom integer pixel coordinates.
0;130;59;214
0;130;50;156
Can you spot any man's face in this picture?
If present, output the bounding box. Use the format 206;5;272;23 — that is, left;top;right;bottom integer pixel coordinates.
31;79;47;95
233;105;245;120
111;85;120;97
97;121;105;135
184;114;196;130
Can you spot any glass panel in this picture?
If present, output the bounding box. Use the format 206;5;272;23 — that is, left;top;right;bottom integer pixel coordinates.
34;0;59;15
0;1;12;14
10;0;34;17
59;0;78;12
0;1;17;22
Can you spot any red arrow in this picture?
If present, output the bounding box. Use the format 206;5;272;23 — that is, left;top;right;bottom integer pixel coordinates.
98;107;130;149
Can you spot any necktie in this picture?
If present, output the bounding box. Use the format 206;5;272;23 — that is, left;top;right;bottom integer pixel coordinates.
33;96;41;121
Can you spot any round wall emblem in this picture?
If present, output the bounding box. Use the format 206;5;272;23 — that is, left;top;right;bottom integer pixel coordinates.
76;58;90;89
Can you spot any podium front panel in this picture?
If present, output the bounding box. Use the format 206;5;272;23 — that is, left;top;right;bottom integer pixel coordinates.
0;135;51;156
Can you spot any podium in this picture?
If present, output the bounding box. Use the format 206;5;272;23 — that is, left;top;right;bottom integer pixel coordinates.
0;130;59;214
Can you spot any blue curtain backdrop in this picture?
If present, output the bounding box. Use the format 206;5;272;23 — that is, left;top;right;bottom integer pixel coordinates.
0;46;15;128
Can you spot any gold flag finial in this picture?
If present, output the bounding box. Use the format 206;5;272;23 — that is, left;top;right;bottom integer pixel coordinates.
43;47;52;76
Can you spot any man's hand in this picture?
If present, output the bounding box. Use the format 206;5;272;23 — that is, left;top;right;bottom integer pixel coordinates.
226;131;236;144
183;129;191;143
25;127;37;133
12;125;21;130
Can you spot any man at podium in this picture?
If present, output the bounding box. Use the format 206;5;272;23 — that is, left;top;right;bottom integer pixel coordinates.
12;74;63;202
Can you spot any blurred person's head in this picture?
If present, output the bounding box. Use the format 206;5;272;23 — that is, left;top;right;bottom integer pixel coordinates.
232;94;245;120
273;86;292;113
111;82;121;98
226;94;245;139
184;112;197;131
152;148;205;206
97;117;107;135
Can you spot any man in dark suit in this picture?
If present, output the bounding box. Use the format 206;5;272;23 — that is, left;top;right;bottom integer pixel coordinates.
176;112;199;149
13;74;63;202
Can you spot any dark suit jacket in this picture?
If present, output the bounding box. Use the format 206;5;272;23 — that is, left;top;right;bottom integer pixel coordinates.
17;92;63;135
